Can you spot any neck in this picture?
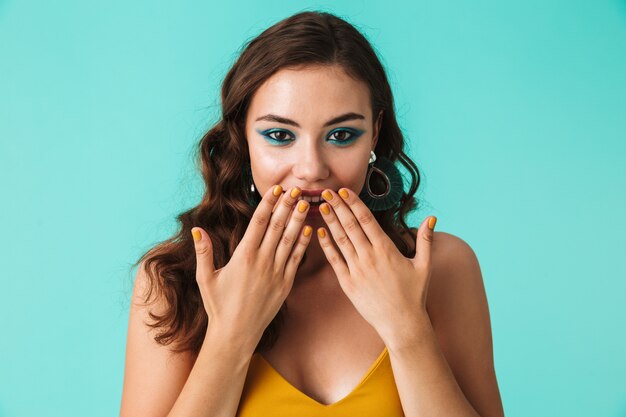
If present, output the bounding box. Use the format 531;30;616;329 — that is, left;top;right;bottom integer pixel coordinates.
293;228;335;286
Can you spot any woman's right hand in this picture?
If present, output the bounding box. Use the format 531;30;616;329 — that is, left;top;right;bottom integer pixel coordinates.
191;185;312;349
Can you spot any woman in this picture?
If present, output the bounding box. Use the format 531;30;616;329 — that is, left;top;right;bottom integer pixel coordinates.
120;11;505;417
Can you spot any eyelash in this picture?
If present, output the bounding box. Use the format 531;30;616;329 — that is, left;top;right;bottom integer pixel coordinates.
260;128;363;145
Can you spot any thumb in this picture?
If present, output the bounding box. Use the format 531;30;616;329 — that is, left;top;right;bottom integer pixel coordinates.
191;227;215;278
413;216;436;268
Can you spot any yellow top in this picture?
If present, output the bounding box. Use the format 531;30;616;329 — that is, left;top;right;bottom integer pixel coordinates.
235;346;405;416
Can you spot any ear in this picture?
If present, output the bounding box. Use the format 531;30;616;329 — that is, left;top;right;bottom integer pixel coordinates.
372;109;383;149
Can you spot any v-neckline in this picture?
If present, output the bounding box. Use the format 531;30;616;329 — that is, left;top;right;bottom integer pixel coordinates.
255;346;389;408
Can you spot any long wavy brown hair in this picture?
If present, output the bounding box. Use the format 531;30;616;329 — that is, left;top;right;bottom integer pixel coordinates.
130;10;422;356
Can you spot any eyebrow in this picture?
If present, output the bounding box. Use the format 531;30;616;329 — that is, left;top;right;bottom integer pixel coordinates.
254;112;365;128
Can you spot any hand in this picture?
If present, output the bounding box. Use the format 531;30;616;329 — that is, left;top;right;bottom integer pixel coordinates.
316;187;437;345
191;185;312;348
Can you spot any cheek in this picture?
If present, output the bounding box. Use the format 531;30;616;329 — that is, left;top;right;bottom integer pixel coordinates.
331;160;369;190
250;148;292;186
255;147;295;169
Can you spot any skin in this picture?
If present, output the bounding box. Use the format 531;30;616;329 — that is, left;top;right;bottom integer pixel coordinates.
242;64;504;416
245;64;382;286
119;64;503;417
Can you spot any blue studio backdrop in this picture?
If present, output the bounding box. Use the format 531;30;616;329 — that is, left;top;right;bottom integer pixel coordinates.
1;1;625;416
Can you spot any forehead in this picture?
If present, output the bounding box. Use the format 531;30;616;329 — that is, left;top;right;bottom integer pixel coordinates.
247;65;372;122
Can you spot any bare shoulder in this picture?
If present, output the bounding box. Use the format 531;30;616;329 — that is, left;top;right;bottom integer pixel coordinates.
403;229;478;317
119;260;197;417
415;230;505;417
402;228;457;262
424;230;483;321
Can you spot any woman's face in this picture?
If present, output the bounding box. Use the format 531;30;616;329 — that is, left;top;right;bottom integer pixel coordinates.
245;64;381;223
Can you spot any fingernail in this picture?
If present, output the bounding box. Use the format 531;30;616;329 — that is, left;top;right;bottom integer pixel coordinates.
322;190;333;201
317;228;326;238
428;216;437;230
273;185;283;196
192;228;202;242
338;188;349;200
303;225;312;237
320;203;330;215
297;200;308;213
291;187;302;198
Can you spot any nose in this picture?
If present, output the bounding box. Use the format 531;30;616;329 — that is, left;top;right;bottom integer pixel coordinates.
292;137;330;182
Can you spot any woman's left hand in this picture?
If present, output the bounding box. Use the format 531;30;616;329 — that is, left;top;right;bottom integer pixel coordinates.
316;187;437;347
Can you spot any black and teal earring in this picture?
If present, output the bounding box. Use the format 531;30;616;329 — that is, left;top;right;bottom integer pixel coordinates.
243;164;261;207
358;150;404;211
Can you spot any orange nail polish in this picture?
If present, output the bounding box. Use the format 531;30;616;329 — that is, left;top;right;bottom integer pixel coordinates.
428;216;437;230
322;190;333;201
273;185;282;196
291;187;302;198
320;203;330;215
297;200;308;213
338;188;349;199
303;225;312;237
317;228;326;238
192;229;201;242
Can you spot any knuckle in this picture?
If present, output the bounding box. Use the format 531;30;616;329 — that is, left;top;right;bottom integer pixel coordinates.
361;250;376;266
336;234;350;247
297;233;309;247
379;238;394;252
264;193;279;205
296;233;309;247
270;219;286;232
282;198;294;208
272;263;283;278
363;258;376;271
290;213;305;225
359;243;372;255
195;244;211;256
344;219;359;232
382;249;395;263
328;254;342;265
358;212;375;226
241;245;256;261
325;215;338;226
253;213;269;227
289;251;301;266
280;233;296;247
319;239;332;250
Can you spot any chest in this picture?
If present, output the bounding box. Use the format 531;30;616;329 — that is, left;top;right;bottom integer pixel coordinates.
257;288;387;406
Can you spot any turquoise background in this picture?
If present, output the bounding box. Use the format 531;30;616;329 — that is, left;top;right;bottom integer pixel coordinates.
1;1;625;416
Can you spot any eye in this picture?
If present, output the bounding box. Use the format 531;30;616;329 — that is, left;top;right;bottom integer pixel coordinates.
329;130;352;141
262;129;294;142
327;128;362;143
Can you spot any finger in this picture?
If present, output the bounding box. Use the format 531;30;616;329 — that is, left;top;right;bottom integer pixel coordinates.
282;196;297;224
272;192;283;213
283;225;313;284
318;200;358;264
335;187;387;247
259;186;302;251
414;216;437;268
245;184;284;249
321;188;371;257
316;227;350;277
191;227;215;278
274;199;309;267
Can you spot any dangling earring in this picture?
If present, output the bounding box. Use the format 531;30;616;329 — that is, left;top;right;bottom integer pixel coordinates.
243;164;261;207
358;150;404;211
